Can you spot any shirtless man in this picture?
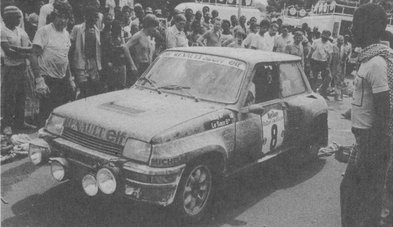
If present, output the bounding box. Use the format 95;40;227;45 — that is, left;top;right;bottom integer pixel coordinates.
124;14;158;77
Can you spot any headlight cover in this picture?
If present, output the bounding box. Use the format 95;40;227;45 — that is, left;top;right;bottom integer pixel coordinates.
45;114;65;135
123;139;151;163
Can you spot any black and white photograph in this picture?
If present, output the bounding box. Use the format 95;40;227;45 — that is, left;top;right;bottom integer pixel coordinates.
0;0;392;226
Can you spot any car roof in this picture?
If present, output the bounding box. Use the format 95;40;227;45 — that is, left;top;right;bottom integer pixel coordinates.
168;47;301;64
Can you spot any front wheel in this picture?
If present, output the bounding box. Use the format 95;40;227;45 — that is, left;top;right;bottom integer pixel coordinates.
173;162;214;223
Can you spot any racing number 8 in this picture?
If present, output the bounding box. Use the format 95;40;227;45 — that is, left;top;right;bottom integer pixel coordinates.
270;124;278;150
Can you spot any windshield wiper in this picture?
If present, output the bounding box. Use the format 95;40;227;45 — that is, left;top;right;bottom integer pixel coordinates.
139;77;161;94
158;84;200;102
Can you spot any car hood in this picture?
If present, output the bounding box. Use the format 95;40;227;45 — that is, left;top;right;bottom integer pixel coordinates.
54;88;221;143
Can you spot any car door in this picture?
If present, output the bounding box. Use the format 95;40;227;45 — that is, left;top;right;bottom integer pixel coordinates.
232;63;286;169
252;63;285;155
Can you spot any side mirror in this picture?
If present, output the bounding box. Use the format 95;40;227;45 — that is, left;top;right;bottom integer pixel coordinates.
240;105;265;115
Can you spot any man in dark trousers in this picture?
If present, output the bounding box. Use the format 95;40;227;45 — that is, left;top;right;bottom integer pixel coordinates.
340;3;392;227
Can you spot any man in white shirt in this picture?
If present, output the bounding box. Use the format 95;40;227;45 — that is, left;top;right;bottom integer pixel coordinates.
340;4;392;227
309;30;333;97
1;6;31;130
31;2;75;127
166;14;188;49
250;19;270;51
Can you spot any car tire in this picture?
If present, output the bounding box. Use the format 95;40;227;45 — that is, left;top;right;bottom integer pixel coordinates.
173;160;215;223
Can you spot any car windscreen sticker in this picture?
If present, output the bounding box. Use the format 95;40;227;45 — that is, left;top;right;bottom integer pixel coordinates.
163;51;246;70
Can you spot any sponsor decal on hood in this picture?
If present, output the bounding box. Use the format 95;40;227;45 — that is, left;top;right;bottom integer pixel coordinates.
64;118;128;146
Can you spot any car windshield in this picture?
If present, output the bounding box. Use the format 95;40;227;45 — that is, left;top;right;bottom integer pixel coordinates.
136;51;247;103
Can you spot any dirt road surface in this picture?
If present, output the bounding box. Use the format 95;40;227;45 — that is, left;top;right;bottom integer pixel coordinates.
1;98;353;227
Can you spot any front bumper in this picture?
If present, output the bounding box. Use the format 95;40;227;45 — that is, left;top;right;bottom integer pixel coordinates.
37;131;185;206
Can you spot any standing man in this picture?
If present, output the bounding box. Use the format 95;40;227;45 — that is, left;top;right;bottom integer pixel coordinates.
166;14;188;49
250;19;270;51
264;22;279;52
309;30;333;96
275;26;293;53
1;6;31;131
124;14;158;77
197;17;222;47
31;1;75;127
233;15;247;42
70;6;102;98
330;35;346;101
340;3;392;227
285;31;304;68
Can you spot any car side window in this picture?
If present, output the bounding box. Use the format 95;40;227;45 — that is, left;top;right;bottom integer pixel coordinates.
249;64;280;104
279;62;307;97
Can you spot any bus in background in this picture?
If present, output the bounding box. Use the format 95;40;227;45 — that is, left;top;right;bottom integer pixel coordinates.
175;0;266;23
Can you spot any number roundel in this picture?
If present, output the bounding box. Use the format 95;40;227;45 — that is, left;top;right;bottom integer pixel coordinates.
270;124;278;149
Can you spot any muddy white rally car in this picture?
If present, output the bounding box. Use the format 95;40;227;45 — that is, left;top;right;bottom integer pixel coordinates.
29;47;328;222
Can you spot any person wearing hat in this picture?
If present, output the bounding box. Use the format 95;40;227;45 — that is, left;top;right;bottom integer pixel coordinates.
30;1;75;127
308;29;333;97
1;5;32;131
154;9;162;17
340;3;392;227
145;7;153;15
166;14;188;49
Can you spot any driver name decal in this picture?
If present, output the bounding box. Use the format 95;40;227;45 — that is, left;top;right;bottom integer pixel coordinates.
204;113;234;130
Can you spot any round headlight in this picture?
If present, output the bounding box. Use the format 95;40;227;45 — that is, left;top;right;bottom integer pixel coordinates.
97;168;117;195
51;160;65;181
82;174;99;197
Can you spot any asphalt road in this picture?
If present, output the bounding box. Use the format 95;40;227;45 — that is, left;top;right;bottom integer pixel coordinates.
1;98;353;227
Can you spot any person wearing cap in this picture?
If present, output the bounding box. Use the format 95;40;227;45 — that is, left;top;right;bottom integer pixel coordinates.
274;26;293;53
124;14;158;78
30;1;75;127
308;29;333;97
197;17;222;47
1;5;32;131
340;3;392;227
145;7;153;15
69;6;102;98
166;14;188;49
285;31;304;68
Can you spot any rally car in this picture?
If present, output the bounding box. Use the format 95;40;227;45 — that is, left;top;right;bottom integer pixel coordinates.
29;47;328;222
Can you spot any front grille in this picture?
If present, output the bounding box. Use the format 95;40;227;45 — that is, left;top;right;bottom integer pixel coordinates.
61;128;123;155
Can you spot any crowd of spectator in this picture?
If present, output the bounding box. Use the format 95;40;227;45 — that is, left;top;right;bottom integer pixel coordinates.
1;0;355;133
